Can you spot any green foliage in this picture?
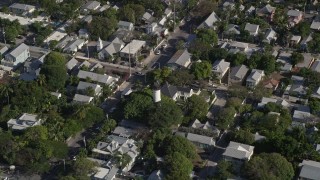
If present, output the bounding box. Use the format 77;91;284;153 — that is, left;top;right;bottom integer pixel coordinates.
119;4;145;24
294;21;311;38
226;97;243;113
228;129;255;145
163;136;198;160
243;153;294;180
40;52;67;91
216;107;236;129
167;70;195;86
310;98;320;116
0;18;23;42
214;160;234;179
184;95;209;122
72;158;97;178
88;16;117;40
124;90;154;122
227;53;247;67
149;67;172;84
246;52;276;74
196;28;218;46
191;61;212;80
148;98;183;128
291;52;304;66
164;152;193;180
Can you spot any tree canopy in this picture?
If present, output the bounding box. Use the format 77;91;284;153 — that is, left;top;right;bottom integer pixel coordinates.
243;153;294;180
40;52;67;91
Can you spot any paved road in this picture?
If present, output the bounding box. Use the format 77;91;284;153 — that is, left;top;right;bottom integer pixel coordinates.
206;88;228;120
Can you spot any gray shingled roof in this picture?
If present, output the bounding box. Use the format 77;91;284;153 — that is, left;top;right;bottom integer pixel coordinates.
9;3;35;11
161;83;178;98
230;65;249;80
299;160;320;180
77;70;119;85
66;58;79;70
73;94;93;103
77;81;101;95
168;49;191;68
245;23;259;34
201;11;220;28
247;69;264;82
186;133;214;145
223;141;254;160
212;59;230;74
287;9;302;17
311;60;320;73
8;43;29;58
82;1;100;10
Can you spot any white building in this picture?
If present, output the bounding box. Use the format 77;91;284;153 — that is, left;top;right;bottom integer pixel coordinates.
7;113;42;131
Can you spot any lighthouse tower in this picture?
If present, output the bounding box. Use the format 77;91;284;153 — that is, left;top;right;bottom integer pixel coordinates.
153;82;161;103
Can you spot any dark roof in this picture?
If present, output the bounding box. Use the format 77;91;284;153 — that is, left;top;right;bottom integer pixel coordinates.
161;83;178;98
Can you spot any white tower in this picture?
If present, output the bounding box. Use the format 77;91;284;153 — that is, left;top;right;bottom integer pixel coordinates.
97;37;103;51
153;89;161;103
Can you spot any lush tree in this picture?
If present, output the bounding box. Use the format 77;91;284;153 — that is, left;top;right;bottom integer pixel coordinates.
163;136;198;160
214;160;235;179
243;153;294;180
310;98;320;116
23;126;48;141
294;21;311;38
148;99;183;128
72;158;97;177
226;97;243;113
88;16;117;40
164;152;193;180
291;52;304;66
191;61;212;80
167;69;195;86
228;129;255;145
227;53;247;67
216;107;236;129
185;95;209;121
124;91;154;122
40;52;67;91
196;28;218;46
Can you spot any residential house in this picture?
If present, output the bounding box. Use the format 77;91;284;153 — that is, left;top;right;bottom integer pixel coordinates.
291;35;302;45
160;83;200;101
112;126;136;138
277;51;293;72
190;119;220;136
119;40;146;60
262;78;280;90
257;97;289;108
148;170;164;180
167;49;191;69
77;70;119;86
3;43;30;67
66;57;79;71
212;59;230;84
63;39;86;54
0;45;9;56
198;11;220;29
256;4;276;21
246;69;265;88
82;15;93;24
293;105;311;124
264;28;277;44
224;24;241;36
92;166;118;180
77;81;102;96
20;59;42;81
81;1;101;13
311;87;320;99
287;9;303;27
164;8;172;18
92;135;139;172
229;41;249;52
223;141;254;168
283;75;308;102
311;20;320;30
244;23;259;36
246;6;256;16
186;133;215;148
142;11;154;24
296;53;314;70
50;92;62;99
7;113;42;131
98;37;124;60
299;160;320;180
118;21;134;31
300;34;313;50
78;29;89;39
73;94;94;104
254;132;266;142
229;65;249;84
9;3;36;15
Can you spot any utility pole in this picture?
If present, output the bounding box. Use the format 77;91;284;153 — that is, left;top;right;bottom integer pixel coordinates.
173;2;176;30
2;27;6;44
129;42;131;77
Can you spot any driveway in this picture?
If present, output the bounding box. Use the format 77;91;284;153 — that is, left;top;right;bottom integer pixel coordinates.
206;89;228;120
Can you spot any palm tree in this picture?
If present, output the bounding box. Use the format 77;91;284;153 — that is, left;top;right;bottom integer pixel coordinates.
37;74;46;86
0;84;13;105
113;152;132;170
